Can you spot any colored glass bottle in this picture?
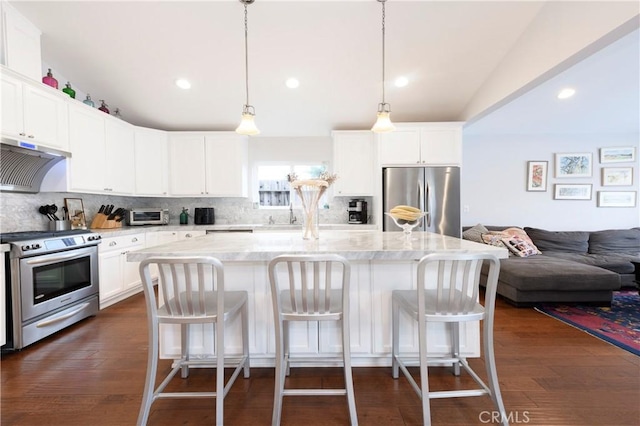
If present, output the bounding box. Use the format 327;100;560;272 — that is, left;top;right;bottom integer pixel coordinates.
42;68;58;89
83;94;95;107
98;100;110;114
180;208;189;225
62;82;76;99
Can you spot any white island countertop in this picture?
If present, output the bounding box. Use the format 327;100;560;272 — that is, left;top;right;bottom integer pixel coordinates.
127;230;508;262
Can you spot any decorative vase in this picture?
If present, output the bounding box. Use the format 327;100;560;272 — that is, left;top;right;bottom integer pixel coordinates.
83;94;95;107
42;68;58;89
98;100;110;114
62;82;76;99
301;199;320;240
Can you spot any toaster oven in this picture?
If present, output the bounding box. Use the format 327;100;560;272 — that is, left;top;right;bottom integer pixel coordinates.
127;208;169;226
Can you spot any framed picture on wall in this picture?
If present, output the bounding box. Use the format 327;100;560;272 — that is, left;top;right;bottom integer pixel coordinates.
597;191;637;207
526;161;548;191
64;198;87;229
601;167;633;186
555;153;592;178
554;184;592;200
600;146;636;163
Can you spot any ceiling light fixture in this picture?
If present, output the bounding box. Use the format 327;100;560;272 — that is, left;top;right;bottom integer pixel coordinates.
285;78;300;89
557;88;576;99
372;0;395;133
236;0;260;136
175;79;191;89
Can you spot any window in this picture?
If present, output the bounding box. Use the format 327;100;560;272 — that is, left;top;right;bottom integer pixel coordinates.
257;163;327;207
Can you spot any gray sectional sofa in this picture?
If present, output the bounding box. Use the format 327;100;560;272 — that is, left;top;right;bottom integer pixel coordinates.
463;225;640;306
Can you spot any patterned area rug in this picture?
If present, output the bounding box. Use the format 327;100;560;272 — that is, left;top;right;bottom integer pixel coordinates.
535;290;640;356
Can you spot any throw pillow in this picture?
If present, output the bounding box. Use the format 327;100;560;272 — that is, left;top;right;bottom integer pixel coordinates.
501;235;539;257
502;227;542;254
462;223;489;244
481;231;508;248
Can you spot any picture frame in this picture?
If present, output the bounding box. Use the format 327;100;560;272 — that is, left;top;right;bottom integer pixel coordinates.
600;146;636;163
554;184;592;200
601;167;633;186
555;153;592;178
526;161;548;191
64;198;87;229
597;191;637;207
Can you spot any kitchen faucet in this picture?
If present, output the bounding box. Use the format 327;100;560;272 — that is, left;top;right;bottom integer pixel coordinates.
289;204;297;225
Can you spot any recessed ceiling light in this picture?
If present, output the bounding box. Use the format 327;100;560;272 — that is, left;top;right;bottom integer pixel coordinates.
285;78;299;89
175;79;191;89
557;88;575;99
394;76;409;88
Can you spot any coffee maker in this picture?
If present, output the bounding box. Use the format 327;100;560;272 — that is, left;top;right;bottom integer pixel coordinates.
347;199;368;224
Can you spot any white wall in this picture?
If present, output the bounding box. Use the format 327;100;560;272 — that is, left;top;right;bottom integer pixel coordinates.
461;133;639;231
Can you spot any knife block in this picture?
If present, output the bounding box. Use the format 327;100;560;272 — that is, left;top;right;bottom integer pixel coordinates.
90;213;122;229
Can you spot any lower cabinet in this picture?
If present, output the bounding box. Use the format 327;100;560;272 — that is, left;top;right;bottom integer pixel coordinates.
99;230;208;308
98;233;146;309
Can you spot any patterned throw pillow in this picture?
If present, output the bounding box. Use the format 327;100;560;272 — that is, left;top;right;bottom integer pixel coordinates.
501;235;539;257
501;227;542;254
462;223;489;244
481;231;508;248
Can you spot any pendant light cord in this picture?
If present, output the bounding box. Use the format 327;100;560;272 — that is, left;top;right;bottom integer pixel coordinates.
381;0;386;105
244;3;250;107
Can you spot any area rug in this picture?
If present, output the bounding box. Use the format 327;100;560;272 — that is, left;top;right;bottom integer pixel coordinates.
535;290;640;356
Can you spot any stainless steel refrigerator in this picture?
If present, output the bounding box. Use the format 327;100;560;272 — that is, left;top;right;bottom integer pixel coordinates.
382;166;461;237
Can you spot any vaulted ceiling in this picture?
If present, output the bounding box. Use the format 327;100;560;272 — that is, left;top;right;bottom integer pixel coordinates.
10;1;640;137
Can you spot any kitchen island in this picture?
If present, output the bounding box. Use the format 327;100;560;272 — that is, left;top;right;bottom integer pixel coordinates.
127;230;507;367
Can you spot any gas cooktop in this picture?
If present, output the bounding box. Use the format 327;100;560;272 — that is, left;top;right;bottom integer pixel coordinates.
0;229;93;243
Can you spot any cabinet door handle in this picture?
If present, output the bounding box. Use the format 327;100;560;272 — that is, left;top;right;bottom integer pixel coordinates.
28;135;35;138
19;132;26;136
109;241;117;247
185;233;192;238
132;237;138;242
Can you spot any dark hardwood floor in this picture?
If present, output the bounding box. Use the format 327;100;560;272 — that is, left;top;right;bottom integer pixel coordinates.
2;292;639;425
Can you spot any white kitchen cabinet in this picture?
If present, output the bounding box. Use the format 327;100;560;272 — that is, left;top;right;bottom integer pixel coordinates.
134;127;169;196
98;233;146;309
378;122;463;166
104;118;135;194
168;132;248;197
332;131;375;196
0;70;69;151
66;103;135;194
1;2;42;81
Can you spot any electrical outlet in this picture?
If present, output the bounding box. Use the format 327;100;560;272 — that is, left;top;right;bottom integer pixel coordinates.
463;205;470;213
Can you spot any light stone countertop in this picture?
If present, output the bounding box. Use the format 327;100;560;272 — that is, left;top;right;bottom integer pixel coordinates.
127;230;508;262
93;223;377;237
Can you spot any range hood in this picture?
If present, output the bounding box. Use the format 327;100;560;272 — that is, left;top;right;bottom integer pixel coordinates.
0;138;71;193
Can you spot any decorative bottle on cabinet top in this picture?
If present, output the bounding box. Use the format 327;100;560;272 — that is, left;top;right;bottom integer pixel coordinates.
62;82;76;98
83;94;95;107
98;100;109;114
180;208;189;225
42;68;58;89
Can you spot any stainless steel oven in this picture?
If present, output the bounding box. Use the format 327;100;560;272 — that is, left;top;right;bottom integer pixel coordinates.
2;230;101;351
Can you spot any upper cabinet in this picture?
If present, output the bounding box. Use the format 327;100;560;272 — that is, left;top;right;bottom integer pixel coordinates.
378;122;463;166
1;71;69;151
134;127;169;196
332;130;376;196
66;103;134;194
1;2;42;81
169;132;248;197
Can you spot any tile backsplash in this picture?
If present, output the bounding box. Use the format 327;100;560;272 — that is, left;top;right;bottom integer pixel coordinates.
0;191;364;233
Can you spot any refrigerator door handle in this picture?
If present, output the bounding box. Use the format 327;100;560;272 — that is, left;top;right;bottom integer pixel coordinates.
424;182;431;227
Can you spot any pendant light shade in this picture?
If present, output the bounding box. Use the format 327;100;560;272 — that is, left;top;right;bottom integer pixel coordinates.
236;0;260;135
372;0;395;133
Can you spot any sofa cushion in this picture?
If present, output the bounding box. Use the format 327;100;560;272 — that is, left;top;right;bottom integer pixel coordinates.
494;255;620;292
524;227;589;253
588;228;640;255
550;252;637;274
462;223;489;244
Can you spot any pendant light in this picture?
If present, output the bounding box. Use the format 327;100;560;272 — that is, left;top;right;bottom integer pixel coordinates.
372;0;395;133
236;0;260;135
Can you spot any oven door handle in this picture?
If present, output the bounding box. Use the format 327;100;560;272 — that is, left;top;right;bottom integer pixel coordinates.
35;302;92;328
24;251;88;265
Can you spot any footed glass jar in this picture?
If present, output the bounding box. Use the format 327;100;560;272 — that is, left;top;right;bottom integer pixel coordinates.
385;212;427;236
83;94;95;107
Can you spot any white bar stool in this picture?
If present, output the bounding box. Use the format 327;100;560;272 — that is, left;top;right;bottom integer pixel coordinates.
392;252;508;426
137;256;250;426
268;254;358;426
